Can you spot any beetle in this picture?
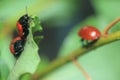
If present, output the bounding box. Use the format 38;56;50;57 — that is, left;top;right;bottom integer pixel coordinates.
78;26;101;46
16;14;30;39
10;36;25;57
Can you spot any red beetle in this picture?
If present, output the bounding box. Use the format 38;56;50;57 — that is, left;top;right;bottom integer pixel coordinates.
78;26;101;46
10;36;25;56
16;14;29;39
17;22;23;37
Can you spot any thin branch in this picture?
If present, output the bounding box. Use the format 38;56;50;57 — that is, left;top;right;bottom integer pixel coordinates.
72;59;92;80
103;17;120;35
32;31;120;80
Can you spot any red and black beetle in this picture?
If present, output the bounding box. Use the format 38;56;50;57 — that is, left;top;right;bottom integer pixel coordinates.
78;26;101;46
16;14;30;39
10;14;30;57
10;36;25;57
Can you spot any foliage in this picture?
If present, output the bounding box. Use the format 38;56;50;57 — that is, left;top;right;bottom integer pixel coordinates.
0;0;120;80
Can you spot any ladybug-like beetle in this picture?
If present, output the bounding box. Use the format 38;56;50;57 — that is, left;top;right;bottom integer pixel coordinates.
10;36;25;57
78;26;101;46
16;14;30;39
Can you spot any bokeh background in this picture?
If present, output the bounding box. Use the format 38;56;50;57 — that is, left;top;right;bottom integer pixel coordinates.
0;0;95;60
0;0;120;80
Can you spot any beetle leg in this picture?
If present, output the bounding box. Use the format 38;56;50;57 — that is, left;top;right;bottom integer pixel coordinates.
88;38;99;46
81;38;85;47
15;48;24;58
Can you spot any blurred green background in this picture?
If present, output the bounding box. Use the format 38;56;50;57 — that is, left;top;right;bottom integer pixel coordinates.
0;0;94;60
0;0;120;80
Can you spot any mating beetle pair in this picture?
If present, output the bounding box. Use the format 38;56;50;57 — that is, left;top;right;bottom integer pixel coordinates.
10;14;30;57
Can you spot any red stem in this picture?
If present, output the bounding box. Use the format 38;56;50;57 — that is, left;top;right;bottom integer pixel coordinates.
103;17;120;36
72;59;92;80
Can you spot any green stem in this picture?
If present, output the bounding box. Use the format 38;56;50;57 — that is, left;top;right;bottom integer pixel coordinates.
32;31;120;80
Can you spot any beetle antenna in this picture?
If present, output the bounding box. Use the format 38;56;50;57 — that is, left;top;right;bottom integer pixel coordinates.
25;6;28;15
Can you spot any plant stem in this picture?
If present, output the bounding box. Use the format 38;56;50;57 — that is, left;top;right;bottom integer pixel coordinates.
72;59;92;80
103;17;120;35
32;31;120;80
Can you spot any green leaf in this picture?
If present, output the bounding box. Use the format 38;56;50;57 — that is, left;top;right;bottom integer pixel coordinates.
35;56;50;73
31;16;43;34
0;23;16;79
42;16;120;80
0;38;16;80
7;16;41;80
41;15;120;80
20;73;32;80
42;40;120;80
58;15;116;57
92;0;120;19
31;16;43;45
58;16;103;57
0;59;9;80
34;36;44;45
